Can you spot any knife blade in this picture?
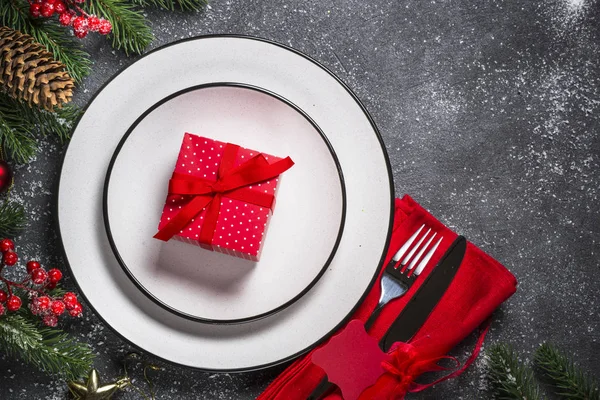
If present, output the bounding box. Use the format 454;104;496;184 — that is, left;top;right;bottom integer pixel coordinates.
380;235;467;351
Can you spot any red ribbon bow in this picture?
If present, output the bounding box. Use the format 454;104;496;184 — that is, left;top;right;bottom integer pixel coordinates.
154;143;294;245
379;341;456;399
363;320;491;400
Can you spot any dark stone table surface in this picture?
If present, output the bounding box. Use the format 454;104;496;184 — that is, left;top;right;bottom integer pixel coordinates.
1;0;599;398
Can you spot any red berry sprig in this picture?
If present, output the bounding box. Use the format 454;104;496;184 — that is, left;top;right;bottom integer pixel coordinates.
0;238;83;326
28;0;112;39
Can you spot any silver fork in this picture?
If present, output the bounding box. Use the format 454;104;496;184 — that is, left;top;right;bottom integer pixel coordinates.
306;225;444;400
364;223;443;331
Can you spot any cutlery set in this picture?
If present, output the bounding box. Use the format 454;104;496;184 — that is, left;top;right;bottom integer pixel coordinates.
308;226;467;400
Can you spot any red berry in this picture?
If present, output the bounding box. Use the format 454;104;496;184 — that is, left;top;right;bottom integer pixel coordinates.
29;296;51;315
37;296;51;311
0;289;7;303
43;314;58;327
29;3;42;18
6;295;21;312
54;1;66;13
68;302;83;317
51;300;66;315
58;12;72;26
40;2;55;18
3;251;18;266
74;29;88;39
27;260;41;274
0;303;4;315
48;268;62;283
62;292;78;309
0;239;14;253
45;281;57;290
87;16;100;31
31;268;48;285
98;19;112;35
46;0;57;4
72;16;87;31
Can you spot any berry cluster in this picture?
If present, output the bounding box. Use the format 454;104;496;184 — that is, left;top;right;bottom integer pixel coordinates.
0;239;83;327
28;0;112;39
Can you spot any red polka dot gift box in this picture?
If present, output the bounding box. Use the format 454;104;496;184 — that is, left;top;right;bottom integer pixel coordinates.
154;133;294;261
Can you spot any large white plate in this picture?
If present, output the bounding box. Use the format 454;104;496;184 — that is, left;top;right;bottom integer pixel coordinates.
58;35;394;371
104;84;346;323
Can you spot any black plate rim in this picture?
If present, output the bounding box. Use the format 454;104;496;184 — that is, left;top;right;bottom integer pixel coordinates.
102;82;348;324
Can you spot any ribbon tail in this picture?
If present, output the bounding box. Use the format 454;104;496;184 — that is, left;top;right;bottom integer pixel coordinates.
154;195;213;241
218;156;295;192
226;187;275;209
198;193;223;245
408;319;492;394
168;173;215;195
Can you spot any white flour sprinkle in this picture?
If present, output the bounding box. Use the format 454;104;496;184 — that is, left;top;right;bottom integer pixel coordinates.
542;0;596;35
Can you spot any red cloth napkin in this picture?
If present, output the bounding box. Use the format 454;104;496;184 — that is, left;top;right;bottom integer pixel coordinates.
258;195;517;400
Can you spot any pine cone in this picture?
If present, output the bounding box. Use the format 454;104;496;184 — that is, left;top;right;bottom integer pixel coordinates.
0;26;74;111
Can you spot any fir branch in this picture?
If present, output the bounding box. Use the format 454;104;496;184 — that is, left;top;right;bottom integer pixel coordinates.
535;343;600;400
0;93;80;163
0;314;94;380
31;101;81;142
88;0;154;55
0;117;37;163
0;0;92;82
488;344;544;400
0;201;26;237
47;286;68;299
128;0;207;11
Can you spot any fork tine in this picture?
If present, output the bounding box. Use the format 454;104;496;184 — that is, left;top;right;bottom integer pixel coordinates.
401;227;432;267
414;236;443;276
392;224;425;262
406;232;437;272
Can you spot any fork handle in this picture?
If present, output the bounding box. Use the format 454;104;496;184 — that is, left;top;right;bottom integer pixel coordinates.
364;303;383;331
306;377;333;400
306;304;383;400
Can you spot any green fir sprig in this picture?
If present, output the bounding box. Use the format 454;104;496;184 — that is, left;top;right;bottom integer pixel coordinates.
0;93;81;163
0;0;92;82
2;0;207;61
128;0;208;11
0;201;26;237
0;314;94;380
87;0;154;55
488;344;544;400
535;343;600;400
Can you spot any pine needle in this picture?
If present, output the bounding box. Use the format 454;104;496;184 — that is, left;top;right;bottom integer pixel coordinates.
0;93;81;163
0;0;92;82
0;314;94;380
128;0;207;11
88;0;154;55
487;344;544;400
535;343;600;400
0;201;26;237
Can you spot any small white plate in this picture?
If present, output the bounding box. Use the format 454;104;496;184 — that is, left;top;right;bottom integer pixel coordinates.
104;83;346;323
58;35;393;371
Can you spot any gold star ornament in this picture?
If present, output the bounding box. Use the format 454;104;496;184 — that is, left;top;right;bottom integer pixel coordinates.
68;369;130;400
